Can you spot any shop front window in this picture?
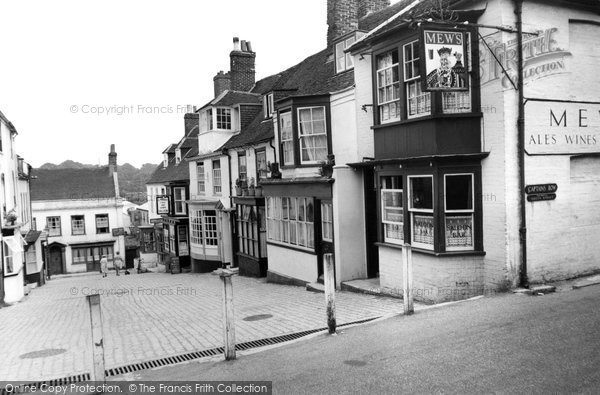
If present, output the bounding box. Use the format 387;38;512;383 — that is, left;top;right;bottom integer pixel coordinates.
445;174;474;251
408;176;434;249
381;176;403;245
266;196;314;251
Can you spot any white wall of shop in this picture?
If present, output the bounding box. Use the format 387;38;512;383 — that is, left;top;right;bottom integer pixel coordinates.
267;244;318;283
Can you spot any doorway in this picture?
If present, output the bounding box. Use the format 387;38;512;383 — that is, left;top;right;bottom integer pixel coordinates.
48;245;64;275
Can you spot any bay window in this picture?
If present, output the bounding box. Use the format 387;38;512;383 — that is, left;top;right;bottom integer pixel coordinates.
191;209;218;247
298;107;327;163
376;49;401;123
381;176;403;245
280;112;294;165
408;176;434;249
404;40;431;118
236;204;266;258
216;108;231;130
444;174;474;251
266;197;314;250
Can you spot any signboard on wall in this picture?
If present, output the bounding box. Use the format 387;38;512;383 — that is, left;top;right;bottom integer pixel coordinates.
156;195;170;215
420;28;469;91
525;100;600;155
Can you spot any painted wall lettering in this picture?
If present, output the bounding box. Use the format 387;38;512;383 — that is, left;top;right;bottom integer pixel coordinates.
526;101;600;155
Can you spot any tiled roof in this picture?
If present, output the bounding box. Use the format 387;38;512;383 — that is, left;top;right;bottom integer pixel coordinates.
251;73;285;95
147;128;198;185
220;112;273;150
31;167;117;201
273;47;354;97
358;0;415;31
24;230;42;244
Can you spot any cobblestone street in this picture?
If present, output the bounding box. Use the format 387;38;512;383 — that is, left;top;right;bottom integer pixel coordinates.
0;271;404;381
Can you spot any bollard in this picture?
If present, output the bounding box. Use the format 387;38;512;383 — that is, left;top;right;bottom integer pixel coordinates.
86;294;106;382
402;243;414;315
220;270;236;360
323;253;336;334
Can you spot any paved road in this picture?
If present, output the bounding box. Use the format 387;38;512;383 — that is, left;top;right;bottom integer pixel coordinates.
131;284;600;394
0;271;408;381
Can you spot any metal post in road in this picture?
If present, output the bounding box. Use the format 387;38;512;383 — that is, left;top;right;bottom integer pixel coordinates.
220;270;236;360
87;293;106;382
402;243;414;315
324;253;336;334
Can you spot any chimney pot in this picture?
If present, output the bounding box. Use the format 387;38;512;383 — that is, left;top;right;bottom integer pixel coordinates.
233;37;240;51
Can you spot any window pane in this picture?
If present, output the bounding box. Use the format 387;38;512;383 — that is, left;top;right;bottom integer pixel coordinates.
446;175;473;210
445;215;474;249
410;177;433;210
412;214;434;246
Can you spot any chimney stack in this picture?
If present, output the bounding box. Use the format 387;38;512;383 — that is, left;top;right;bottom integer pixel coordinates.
229;37;256;92
213;70;231;97
327;0;390;46
184;113;200;136
108;144;117;174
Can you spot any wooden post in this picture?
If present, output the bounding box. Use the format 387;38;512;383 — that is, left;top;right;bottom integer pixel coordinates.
220;270;236;360
87;294;106;382
402;244;414;315
323;253;336;334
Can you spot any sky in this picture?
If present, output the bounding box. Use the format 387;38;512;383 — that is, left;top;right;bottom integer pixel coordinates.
0;0;402;168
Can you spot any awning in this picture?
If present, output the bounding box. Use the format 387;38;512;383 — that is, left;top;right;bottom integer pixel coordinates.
347;152;490;168
3;233;26;254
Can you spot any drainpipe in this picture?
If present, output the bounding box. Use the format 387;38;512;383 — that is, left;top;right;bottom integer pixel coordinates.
515;0;528;288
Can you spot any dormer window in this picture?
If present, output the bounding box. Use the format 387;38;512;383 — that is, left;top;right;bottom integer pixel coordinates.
163;153;168;168
216;108;231;130
263;93;274;118
175;149;182;165
335;36;355;73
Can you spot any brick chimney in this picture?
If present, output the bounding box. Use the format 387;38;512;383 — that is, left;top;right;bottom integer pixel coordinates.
184;113;200;136
327;0;390;46
229;37;256;92
108;144;117;174
213;70;231;97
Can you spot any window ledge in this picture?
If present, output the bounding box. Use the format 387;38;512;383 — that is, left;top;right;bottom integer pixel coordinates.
372;112;483;130
375;242;485;257
266;241;316;255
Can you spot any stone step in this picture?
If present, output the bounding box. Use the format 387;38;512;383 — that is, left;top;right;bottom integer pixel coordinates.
513;285;557;295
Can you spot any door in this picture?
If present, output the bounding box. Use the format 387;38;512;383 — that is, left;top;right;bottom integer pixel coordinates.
125;249;136;269
48;246;64;275
318;201;334;282
364;167;380;278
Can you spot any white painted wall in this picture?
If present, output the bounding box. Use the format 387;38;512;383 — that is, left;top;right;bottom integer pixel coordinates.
267;243;318;283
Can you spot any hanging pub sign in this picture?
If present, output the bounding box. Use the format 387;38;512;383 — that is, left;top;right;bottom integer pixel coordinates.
156;195;170;215
420;27;469;91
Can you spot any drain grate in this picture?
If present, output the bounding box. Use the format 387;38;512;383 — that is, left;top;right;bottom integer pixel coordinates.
5;315;382;389
0;373;90;395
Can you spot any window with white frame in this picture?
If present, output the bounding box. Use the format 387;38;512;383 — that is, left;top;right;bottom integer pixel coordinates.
408;176;434;249
3;240;13;275
442;33;472;114
197;163;205;194
71;215;85;235
381;176;403;245
173;187;186;215
204;211;218;246
404;40;431;118
95;214;109;234
298;107;327;163
264;93;274;118
175;149;182;164
212;160;222;194
216;108;231;129
238;152;247;181
335;36;356;73
280;112;294;166
376;49;401;123
444;174;474;251
266;196;314;250
206;108;213;130
190;210;203;245
47;216;61;237
321;202;333;242
256;149;268;179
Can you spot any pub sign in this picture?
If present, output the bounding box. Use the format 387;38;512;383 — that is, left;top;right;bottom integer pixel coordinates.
420;28;469;91
156;195;170;215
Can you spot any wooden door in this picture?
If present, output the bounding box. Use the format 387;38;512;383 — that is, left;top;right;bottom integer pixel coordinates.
48;247;64;275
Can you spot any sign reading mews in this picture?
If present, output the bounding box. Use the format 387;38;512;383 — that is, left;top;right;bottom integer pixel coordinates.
420;28;469;92
156;195;170;215
525;100;600;155
112;227;127;236
525;183;558;194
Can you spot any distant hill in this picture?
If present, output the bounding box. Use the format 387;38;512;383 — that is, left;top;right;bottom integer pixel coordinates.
37;161;158;204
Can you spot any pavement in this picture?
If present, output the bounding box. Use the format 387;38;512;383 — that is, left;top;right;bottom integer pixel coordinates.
0;270;412;382
127;281;600;394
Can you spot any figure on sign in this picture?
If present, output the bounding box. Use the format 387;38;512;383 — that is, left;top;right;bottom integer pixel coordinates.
426;47;466;89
